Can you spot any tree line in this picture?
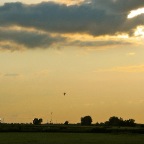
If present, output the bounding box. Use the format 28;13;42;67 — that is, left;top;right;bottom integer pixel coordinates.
33;116;136;127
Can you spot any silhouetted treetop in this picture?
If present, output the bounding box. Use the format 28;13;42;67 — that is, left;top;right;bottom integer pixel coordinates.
33;118;43;125
81;116;92;126
105;116;136;127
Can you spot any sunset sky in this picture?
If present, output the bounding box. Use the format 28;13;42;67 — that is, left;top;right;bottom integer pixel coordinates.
0;0;144;124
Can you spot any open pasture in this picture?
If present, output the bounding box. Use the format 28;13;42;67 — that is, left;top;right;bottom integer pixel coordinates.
0;133;144;144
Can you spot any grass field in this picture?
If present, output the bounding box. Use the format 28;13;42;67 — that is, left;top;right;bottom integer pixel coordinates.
0;133;144;144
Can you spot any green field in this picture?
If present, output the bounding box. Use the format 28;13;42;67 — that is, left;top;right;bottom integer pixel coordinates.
0;133;144;144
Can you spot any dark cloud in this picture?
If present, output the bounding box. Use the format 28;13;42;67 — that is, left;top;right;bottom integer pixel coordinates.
70;39;132;47
0;0;143;50
90;0;144;13
0;29;66;49
0;0;143;36
4;73;20;77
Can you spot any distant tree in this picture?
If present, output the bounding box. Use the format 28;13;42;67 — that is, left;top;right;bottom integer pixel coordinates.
81;116;92;126
124;119;135;127
99;122;105;126
64;121;69;125
107;116;135;127
39;118;43;124
33;118;43;125
109;116;121;126
95;122;99;126
104;121;109;126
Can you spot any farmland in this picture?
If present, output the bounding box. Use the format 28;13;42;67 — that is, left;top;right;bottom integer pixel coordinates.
0;132;144;144
1;124;144;143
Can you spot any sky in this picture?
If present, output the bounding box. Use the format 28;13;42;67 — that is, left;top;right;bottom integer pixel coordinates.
0;0;144;124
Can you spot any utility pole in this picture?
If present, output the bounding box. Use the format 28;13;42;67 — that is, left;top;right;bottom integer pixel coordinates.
50;112;53;124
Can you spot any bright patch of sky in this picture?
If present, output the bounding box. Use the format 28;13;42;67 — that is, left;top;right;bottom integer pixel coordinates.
128;7;144;18
0;0;83;5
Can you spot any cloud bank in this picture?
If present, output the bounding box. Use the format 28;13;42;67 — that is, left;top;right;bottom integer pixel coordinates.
0;28;65;49
0;0;143;50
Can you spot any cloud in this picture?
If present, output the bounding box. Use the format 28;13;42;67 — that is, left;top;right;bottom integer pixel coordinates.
90;0;144;13
128;8;144;19
0;27;66;49
94;65;144;73
0;1;143;36
0;71;19;77
0;26;133;50
69;39;132;48
0;0;143;50
4;73;20;77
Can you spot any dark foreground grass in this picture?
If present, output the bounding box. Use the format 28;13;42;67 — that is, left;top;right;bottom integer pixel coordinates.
0;132;144;144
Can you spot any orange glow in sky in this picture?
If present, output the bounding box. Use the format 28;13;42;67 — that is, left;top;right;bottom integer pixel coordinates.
0;0;144;124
